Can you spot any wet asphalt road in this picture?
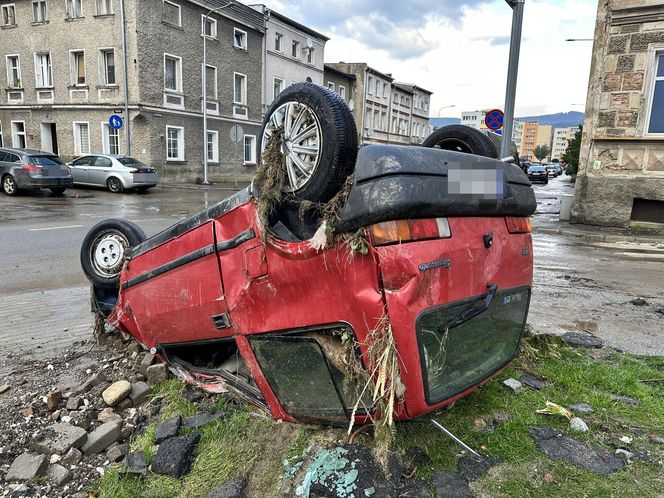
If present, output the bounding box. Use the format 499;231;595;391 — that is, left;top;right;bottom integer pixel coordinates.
0;178;662;356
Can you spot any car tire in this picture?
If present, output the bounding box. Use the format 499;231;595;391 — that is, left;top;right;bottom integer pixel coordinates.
2;174;19;196
422;125;498;159
81;219;147;289
259;82;358;204
50;187;66;195
107;177;124;194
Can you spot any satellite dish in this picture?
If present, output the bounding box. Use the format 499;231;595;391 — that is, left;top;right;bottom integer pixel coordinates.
306;37;314;49
348;99;355;111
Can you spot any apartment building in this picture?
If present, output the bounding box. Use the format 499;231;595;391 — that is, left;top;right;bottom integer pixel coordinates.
512;120;524;152
518;121;552;161
460;110;485;130
396;84;433;145
0;0;265;182
250;4;328;111
322;63;355;108
551;126;580;160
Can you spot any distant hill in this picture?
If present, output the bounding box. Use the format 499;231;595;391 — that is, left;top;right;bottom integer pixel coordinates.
516;111;584;128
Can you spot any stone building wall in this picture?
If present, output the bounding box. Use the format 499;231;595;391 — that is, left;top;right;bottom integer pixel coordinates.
573;0;664;227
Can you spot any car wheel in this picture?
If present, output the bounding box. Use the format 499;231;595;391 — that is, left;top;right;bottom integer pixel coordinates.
50;187;66;195
259;82;358;204
2;175;18;196
422;125;498;158
107;177;124;193
81;219;147;289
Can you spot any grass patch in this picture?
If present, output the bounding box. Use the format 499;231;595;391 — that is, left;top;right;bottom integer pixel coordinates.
99;335;663;497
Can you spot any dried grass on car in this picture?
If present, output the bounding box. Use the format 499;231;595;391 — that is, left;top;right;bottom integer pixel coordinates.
255;126;286;237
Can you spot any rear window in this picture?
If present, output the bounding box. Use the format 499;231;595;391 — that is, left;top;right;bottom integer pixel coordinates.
28;155;65;166
117;157;147;167
529;166;545;172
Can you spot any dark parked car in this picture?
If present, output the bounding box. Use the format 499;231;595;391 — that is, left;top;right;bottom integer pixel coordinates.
527;165;549;184
0;148;73;196
81;84;536;425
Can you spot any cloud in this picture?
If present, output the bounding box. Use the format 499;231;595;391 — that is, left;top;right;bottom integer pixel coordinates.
471;35;512;46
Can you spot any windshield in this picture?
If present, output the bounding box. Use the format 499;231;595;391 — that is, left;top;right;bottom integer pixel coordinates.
529;167;545;172
28;155;65;166
117;157;147;167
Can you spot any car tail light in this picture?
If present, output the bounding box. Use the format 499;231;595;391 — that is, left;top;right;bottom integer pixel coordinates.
22;165;42;172
369;218;451;246
505;217;532;234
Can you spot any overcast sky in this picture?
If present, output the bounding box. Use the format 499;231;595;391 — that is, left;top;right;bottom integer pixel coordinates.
243;0;599;117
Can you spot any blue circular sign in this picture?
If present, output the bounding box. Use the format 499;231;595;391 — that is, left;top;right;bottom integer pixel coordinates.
484;109;504;130
109;114;123;130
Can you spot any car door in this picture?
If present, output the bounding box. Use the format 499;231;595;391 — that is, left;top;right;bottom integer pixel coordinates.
88;156;113;187
0;152;10;177
70;156;92;183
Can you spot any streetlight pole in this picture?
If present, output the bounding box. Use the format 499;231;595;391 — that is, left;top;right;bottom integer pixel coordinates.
437;105;455;117
202;2;231;184
501;0;525;158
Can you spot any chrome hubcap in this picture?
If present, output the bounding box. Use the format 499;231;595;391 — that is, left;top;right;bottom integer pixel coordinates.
3;177;14;193
262;101;322;192
91;231;128;278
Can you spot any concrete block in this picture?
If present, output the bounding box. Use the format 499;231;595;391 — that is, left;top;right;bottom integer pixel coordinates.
81;421;121;455
32;423;88;455
6;453;48;481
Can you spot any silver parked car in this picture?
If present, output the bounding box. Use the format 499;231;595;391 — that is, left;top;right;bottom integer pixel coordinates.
68;155;158;193
1;148;73;196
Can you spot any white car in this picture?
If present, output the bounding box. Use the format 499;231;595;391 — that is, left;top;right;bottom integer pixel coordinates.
68;154;159;193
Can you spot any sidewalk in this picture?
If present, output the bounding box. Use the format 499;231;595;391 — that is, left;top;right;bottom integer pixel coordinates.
533;221;664;245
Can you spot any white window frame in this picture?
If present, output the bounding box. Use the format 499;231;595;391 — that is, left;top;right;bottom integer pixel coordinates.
233;72;246;105
327;81;335;91
306;48;314;64
274;32;283;52
66;0;83;18
73;121;90;155
339;85;346;100
204;64;219;115
273;76;284;100
101;122;119;155
207;130;219;163
644;48;664;136
96;0;113;15
162;0;181;27
6;55;21;88
100;48;116;86
0;122;3;147
166;125;184;161
163;53;182;92
243;134;256;165
367;76;373;95
11;121;26;148
233;28;247;50
32;1;48;22
2;4;16;26
34;52;53;88
201;14;216;38
69;50;86;86
291;40;300;59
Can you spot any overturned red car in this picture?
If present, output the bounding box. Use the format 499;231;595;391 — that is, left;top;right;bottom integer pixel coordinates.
81;84;536;425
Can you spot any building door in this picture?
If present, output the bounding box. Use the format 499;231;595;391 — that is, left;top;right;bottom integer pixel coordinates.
40;123;56;153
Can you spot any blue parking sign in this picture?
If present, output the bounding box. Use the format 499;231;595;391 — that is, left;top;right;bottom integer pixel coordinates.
109;114;123;130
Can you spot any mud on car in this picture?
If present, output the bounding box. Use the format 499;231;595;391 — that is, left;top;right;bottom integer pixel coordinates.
81;83;536;425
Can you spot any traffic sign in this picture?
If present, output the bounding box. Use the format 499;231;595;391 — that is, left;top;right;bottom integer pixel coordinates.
484;109;504;130
109;114;123;130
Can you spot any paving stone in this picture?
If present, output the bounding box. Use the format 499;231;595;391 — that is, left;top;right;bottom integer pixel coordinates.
431;471;474;498
568;403;595;414
146;363;168;383
102;380;132;407
31;423;88;455
202;476;247;498
456;455;501;481
6;453;48;481
126;451;147;475
81;421;122;455
66;396;82;411
529;426;624;475
61;447;82;466
107;443;130;462
182;411;224;429
155;415;182;443
46;390;62;411
151;432;201;478
502;378;523;392
139;353;155;376
561;332;603;349
46;464;72;486
129;381;150;406
519;375;548;390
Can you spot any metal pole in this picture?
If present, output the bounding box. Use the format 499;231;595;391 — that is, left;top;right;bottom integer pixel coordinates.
500;0;525;159
202;3;231;185
119;0;131;155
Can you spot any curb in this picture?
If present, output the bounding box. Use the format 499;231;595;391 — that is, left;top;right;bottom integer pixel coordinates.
533;226;664;245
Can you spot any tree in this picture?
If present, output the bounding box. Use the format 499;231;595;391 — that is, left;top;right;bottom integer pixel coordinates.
562;125;582;176
533;145;551;163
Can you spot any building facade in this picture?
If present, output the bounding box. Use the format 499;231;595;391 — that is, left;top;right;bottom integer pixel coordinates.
460;110;485;130
322;63;355;108
517;121;552;161
0;0;265;182
572;0;664;227
250;4;328;112
551;126;580;160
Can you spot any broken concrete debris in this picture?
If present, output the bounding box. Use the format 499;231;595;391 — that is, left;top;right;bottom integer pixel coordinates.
519;375;548;390
569;417;590;433
561;332;604;349
502;378;523;392
611;394;640;406
46;463;72;486
146;363;169;383
568;403;595;414
201;476;247;498
126;451;148;475
5;453;48;482
456;455;501;482
46;389;62;411
102;380;133;406
155;414;182;443
182;410;225;429
31;422;88;455
151;432;201;478
81;421;122;455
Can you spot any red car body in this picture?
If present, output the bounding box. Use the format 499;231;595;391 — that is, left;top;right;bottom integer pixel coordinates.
103;144;535;425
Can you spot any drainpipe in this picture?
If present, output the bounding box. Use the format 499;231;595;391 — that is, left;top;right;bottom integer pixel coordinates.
262;8;271;115
119;0;130;155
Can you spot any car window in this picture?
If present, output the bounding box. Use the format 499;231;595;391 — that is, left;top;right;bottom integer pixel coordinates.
117;157;147;167
0;152;8;162
94;156;113;168
9;153;22;163
28;155;65;166
74;156;95;166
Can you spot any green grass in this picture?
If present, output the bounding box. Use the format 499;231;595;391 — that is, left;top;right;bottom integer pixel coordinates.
99;337;664;498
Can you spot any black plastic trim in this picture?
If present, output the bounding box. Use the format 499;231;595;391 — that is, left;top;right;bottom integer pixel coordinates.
216;228;256;252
